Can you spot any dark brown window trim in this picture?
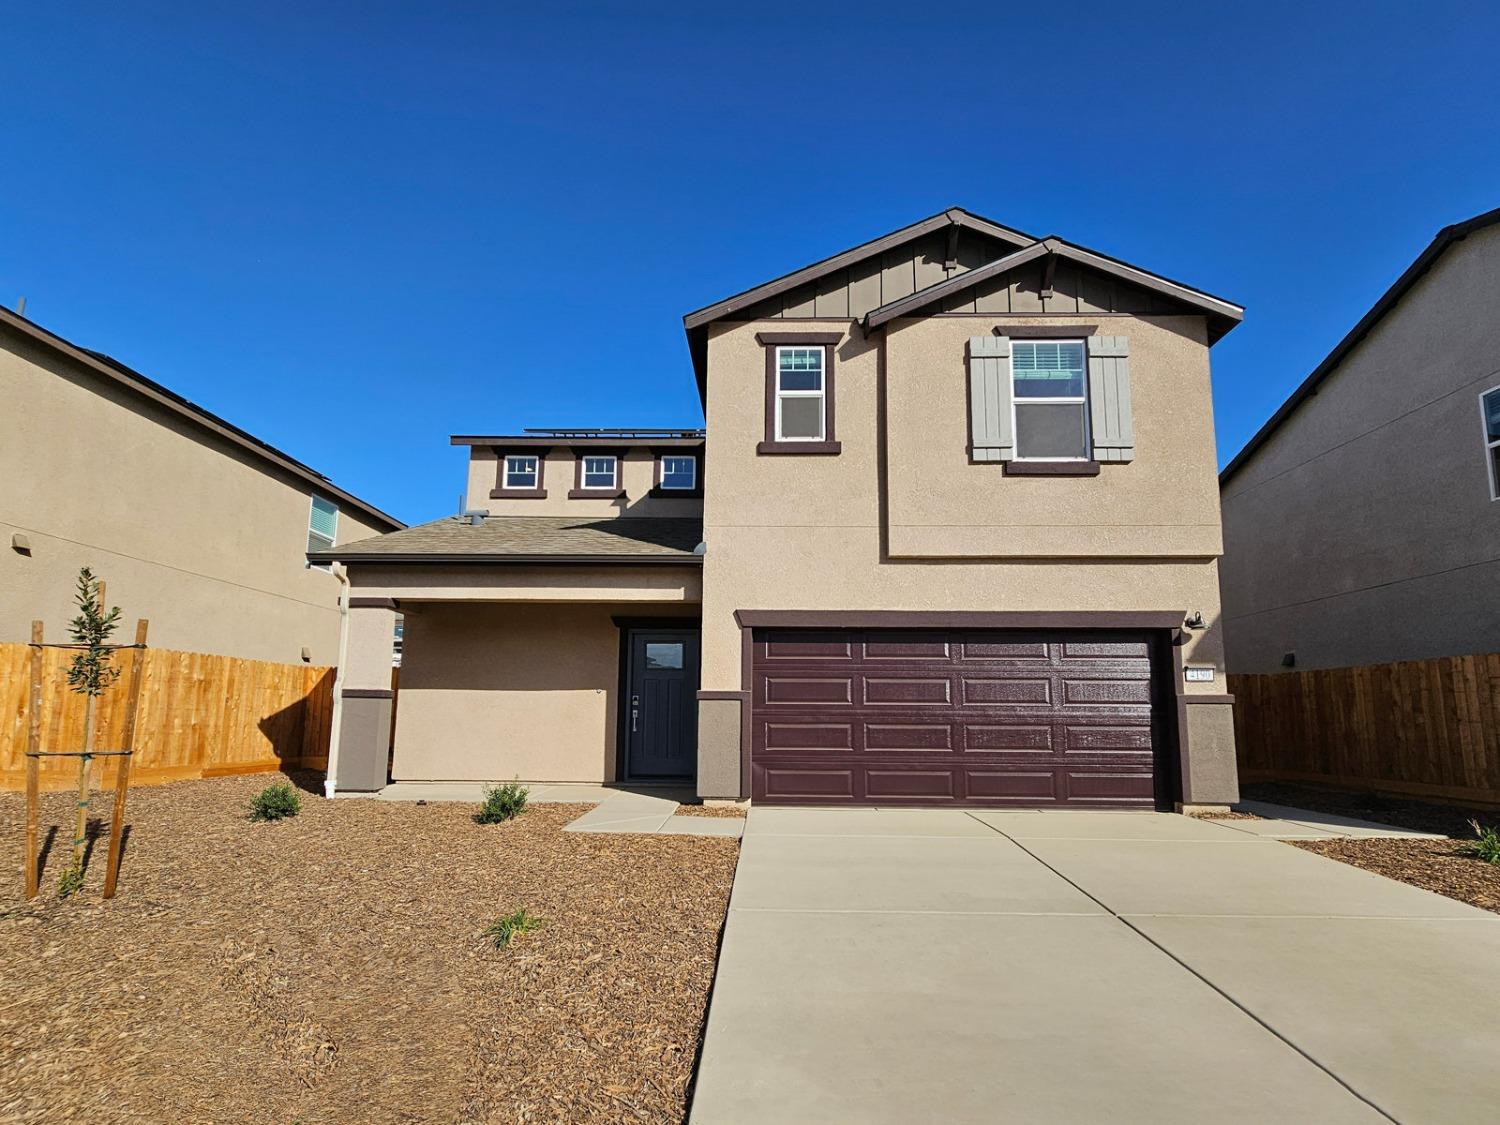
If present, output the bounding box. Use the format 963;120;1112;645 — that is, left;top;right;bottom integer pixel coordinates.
492;448;548;499
992;324;1100;338
567;488;627;500
649;447;704;498
341;688;395;700
757;331;841;456
570;446;626;498
348;597;400;610
1003;460;1102;477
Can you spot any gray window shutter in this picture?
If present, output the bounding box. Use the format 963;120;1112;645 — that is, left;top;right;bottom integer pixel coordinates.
968;336;1013;462
1087;335;1134;462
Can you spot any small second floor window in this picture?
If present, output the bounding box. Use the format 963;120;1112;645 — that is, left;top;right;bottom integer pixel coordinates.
1483;387;1500;500
775;346;825;441
659;455;696;490
307;495;338;553
504;455;539;489
1012;340;1090;460
582;455;618;489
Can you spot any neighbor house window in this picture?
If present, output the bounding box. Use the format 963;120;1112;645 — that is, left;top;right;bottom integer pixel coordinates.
503;455;539;489
1484;387;1500;500
775;346;826;441
582;455;618;489
659;455;697;490
1012;340;1090;460
307;495;338;553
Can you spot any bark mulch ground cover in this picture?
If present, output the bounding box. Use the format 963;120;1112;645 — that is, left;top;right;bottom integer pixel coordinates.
1187;810;1263;821
1243;781;1500;916
0;773;739;1124
671;805;747;819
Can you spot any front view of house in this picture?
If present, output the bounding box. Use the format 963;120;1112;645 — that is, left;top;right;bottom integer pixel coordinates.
316;208;1243;809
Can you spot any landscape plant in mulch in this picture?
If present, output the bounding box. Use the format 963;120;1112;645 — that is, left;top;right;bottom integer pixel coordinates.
483;907;544;948
60;568;123;895
248;782;302;822
475;780;529;824
1463;821;1500;865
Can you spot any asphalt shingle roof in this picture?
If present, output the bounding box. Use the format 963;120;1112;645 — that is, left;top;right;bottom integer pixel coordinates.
310;515;703;563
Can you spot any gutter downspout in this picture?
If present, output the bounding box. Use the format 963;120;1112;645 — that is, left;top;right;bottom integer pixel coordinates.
324;562;352;799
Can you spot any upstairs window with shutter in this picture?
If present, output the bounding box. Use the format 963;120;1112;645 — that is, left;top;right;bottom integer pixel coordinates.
307;495;338;554
1012;340;1090;461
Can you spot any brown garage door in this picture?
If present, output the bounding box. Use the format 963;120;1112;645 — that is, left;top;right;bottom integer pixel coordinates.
750;629;1165;807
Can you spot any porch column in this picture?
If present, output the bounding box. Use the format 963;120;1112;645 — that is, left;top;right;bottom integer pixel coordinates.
329;597;398;793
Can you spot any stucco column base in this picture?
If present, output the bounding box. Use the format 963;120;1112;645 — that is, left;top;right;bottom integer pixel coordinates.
696;696;745;801
1181;701;1241;806
332;601;397;794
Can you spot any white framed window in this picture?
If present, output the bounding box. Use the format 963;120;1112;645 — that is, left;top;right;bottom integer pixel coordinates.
581;454;618;489
1482;387;1500;500
503;454;540;490
1011;340;1091;461
307;495;338;553
659;455;697;490
775;346;825;441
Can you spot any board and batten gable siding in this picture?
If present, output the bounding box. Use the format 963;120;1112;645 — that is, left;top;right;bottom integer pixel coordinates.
0;325;391;665
1219;221;1500;673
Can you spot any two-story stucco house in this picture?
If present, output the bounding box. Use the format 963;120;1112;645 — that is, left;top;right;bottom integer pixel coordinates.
1220;206;1500;674
1;306;401;664
317;208;1243;809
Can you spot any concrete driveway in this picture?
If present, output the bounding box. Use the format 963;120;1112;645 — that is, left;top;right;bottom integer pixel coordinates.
689;808;1500;1124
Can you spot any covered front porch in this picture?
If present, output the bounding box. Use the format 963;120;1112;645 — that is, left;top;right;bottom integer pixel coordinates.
316;514;705;797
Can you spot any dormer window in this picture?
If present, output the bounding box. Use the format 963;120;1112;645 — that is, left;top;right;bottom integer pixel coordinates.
582;455;618;489
504;455;539;489
659;455;697;490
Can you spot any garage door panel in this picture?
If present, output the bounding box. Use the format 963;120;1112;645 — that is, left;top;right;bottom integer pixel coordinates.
962;724;1054;752
763;722;854;751
1061;678;1152;706
962;677;1053;705
865;723;953;751
863;677;952;705
865;769;956;799
751;629;1163;808
763;676;853;705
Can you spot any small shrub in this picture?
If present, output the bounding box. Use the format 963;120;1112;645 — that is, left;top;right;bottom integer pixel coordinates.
1463;820;1500;866
484;908;544;949
475;781;529;824
57;862;85;898
248;782;302;822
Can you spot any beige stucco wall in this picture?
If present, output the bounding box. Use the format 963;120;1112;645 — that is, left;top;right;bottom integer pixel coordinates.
347;563;702;603
699;317;1230;691
390;601;697;782
0;327;392;665
466;446;703;519
1220;224;1500;673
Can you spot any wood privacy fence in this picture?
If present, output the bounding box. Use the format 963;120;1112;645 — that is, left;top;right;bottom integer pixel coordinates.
1;643;336;791
1231;652;1500;808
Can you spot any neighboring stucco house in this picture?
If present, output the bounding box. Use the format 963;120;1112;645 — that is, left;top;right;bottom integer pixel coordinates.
1;306;402;665
1220;206;1500;673
319;208;1244;808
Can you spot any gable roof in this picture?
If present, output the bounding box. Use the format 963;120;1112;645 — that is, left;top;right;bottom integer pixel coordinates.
0;305;404;531
681;207;1242;396
862;236;1244;338
1220;205;1500;485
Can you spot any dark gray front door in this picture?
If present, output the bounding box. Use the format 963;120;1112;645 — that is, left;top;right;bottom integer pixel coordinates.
625;630;699;780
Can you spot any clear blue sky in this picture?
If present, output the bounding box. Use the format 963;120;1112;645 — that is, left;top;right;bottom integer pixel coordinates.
4;2;1497;525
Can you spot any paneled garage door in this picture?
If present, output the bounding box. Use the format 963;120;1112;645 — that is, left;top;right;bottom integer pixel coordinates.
749;629;1165;807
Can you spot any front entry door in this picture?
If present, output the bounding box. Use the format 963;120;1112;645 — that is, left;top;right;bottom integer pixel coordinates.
625;629;700;780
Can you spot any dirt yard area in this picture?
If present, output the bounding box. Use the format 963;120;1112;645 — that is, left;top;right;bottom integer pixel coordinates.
1244;781;1500;915
0;774;739;1124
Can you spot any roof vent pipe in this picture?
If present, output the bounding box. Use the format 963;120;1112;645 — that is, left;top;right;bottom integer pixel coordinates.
463;509;489;527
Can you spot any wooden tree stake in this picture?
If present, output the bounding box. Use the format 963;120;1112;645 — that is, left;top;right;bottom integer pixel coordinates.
24;621;43;900
103;619;148;898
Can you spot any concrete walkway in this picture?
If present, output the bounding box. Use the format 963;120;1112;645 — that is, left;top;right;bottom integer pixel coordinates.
374;780;744;837
690;808;1499;1124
